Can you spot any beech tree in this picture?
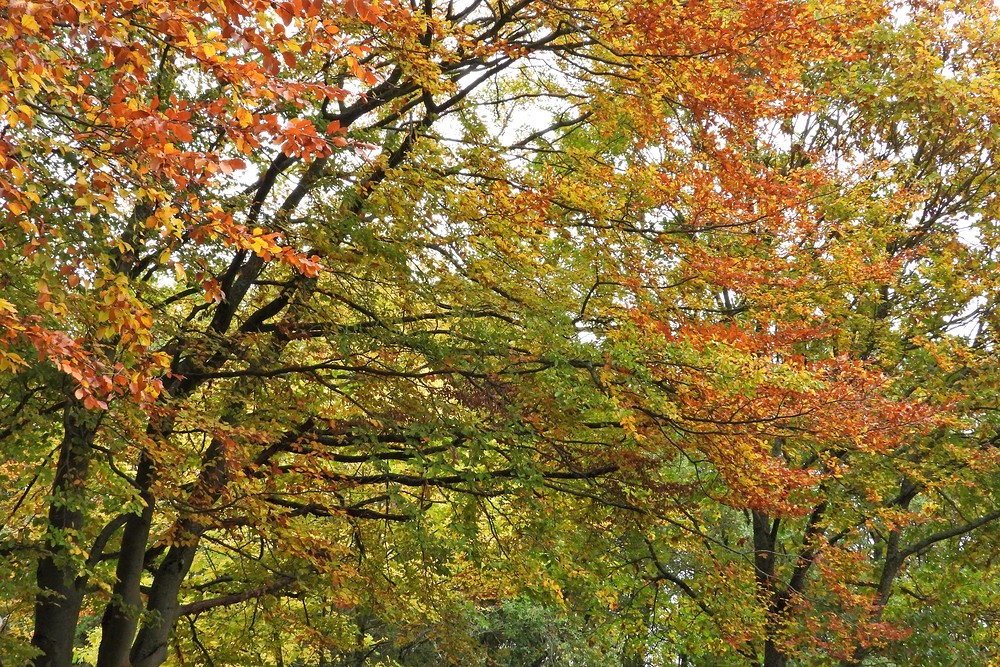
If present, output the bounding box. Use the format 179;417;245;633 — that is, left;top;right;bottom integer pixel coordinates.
613;2;1000;665
2;0;1000;666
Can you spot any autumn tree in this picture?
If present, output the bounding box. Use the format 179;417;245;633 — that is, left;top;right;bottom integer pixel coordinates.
603;1;1000;665
2;0;1000;666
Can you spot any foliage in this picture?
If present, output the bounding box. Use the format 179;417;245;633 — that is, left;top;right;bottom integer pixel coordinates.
2;0;1000;666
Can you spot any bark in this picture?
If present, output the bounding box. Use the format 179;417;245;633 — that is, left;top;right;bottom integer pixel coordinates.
753;510;784;667
752;510;778;589
177;575;296;616
129;538;200;667
762;643;788;667
130;430;229;667
96;452;156;667
31;402;99;667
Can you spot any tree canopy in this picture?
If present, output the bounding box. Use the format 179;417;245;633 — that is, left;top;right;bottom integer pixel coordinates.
2;0;1000;665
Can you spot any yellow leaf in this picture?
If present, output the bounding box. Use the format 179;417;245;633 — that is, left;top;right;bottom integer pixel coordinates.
236;107;253;128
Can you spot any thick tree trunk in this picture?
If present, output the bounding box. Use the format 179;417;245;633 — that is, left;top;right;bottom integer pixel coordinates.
753;510;792;667
762;642;788;667
96;453;156;667
129;540;199;667
752;510;778;587
129;433;230;667
31;402;99;667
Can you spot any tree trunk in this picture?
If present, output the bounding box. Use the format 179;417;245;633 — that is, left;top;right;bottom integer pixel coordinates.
762;641;788;667
130;432;230;667
31;402;99;667
129;540;199;667
97;452;156;667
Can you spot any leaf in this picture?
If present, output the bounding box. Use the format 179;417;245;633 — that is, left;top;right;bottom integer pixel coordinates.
6;2;1000;666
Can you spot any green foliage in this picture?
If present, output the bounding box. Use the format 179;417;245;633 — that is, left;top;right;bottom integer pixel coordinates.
3;1;1000;666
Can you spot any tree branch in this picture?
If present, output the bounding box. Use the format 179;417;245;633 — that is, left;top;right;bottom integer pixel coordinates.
178;575;297;617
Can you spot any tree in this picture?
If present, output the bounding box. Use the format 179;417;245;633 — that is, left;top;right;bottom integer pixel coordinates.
2;0;999;666
604;2;1000;665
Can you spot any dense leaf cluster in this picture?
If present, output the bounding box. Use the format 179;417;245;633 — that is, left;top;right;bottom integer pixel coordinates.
2;1;1000;666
